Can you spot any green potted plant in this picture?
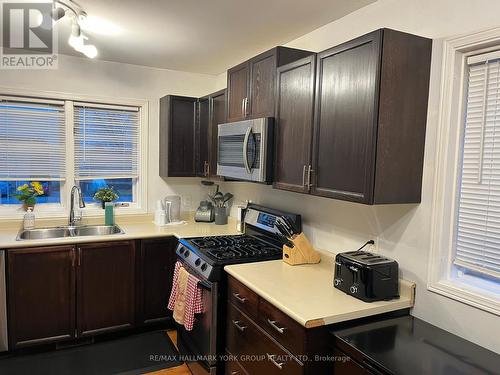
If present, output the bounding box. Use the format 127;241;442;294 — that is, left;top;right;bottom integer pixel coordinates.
13;182;46;211
93;186;119;209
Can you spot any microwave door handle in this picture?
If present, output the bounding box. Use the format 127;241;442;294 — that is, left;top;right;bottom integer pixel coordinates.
243;127;252;174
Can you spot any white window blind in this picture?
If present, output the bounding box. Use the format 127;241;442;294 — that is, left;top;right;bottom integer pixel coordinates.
74;104;139;180
455;52;500;279
0;98;65;180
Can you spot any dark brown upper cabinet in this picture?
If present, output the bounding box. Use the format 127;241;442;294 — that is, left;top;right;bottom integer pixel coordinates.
274;55;317;193
227;62;250;122
7;245;76;349
160;91;226;178
159;95;198;177
312;29;431;204
227;47;313;122
273;29;431;204
209;89;227;177
197;89;227;178
196;96;210;177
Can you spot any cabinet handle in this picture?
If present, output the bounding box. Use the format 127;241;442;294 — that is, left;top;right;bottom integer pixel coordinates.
244;97;249;116
306;165;314;188
204;161;209;176
241;98;245;117
206;162;210;177
267;318;286;334
77;247;81;267
302;165;307;187
232;320;247;332
232;292;247;303
71;249;75;267
230;371;239;375
267;354;284;370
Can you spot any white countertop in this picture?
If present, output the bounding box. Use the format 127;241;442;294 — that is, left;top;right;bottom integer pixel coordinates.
0;215;239;249
224;252;415;328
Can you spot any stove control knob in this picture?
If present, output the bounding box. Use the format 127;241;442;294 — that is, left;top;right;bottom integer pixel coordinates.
195;258;201;266
178;248;185;255
350;285;358;294
183;250;190;258
201;263;207;272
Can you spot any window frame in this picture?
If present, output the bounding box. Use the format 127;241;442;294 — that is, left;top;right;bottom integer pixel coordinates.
428;27;500;316
0;88;149;219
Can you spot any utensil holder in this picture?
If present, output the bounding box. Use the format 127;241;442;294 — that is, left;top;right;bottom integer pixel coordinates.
283;233;321;265
214;206;228;225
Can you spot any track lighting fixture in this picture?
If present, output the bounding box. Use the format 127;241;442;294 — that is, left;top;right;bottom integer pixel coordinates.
52;0;98;59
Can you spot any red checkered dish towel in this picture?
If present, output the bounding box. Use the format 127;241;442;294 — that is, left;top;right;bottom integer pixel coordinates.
168;261;204;331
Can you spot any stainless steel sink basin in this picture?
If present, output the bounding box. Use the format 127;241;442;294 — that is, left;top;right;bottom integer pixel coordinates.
73;225;124;237
17;225;124;241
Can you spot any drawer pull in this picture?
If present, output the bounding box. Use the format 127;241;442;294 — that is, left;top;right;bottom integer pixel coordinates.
232;320;247;332
267;318;286;334
267;353;284;370
233;292;247;303
230;371;239;375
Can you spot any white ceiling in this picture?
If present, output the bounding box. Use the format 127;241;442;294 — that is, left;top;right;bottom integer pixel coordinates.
55;0;375;75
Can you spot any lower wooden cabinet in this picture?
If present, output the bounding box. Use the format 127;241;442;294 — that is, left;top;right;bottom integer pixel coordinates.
6;237;178;349
225;275;331;375
77;241;136;337
136;237;177;325
7;245;76;349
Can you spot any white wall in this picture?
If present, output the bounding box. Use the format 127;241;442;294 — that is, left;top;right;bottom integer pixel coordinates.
216;0;500;353
0;54;218;213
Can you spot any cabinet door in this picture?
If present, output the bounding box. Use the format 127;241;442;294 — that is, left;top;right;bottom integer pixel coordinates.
249;50;277;119
136;238;177;325
159;95;197;177
209;89;226;177
274;56;315;193
227;62;250;122
77;241;135;337
7;246;76;348
312;32;381;203
196;97;210;177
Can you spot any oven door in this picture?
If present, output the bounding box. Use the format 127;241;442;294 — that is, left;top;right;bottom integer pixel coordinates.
217;118;272;183
176;263;219;375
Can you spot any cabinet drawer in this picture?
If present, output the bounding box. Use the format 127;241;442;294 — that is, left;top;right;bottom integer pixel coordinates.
258;297;306;355
228;275;259;319
225;350;249;375
226;303;304;375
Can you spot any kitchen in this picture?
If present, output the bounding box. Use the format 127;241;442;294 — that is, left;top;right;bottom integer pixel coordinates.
0;0;499;374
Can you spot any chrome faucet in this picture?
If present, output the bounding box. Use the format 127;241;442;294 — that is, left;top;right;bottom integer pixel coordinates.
69;186;86;226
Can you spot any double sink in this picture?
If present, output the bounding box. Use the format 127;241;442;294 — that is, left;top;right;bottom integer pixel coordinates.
17;225;124;241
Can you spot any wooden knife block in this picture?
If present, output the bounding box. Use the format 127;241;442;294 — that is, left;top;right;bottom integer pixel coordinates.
283;233;321;265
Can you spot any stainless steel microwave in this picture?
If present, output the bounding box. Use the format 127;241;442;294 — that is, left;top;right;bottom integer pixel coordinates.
217;118;274;183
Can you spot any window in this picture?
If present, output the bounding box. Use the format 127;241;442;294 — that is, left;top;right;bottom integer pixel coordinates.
428;28;500;315
74;104;139;205
0;98;65;206
0;92;147;217
455;53;500;281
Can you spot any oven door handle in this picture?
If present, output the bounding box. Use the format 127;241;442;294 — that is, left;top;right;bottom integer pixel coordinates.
243;127;252;174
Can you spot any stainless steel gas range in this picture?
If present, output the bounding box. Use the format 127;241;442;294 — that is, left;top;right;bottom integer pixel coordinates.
174;204;301;375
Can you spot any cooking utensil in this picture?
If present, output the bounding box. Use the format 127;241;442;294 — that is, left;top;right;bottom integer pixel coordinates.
222;192;233;206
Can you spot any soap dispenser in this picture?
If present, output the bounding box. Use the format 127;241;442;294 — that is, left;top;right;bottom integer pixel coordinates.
23;208;35;229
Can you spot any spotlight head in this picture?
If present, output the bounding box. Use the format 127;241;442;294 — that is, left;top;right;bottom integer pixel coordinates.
50;7;65;21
